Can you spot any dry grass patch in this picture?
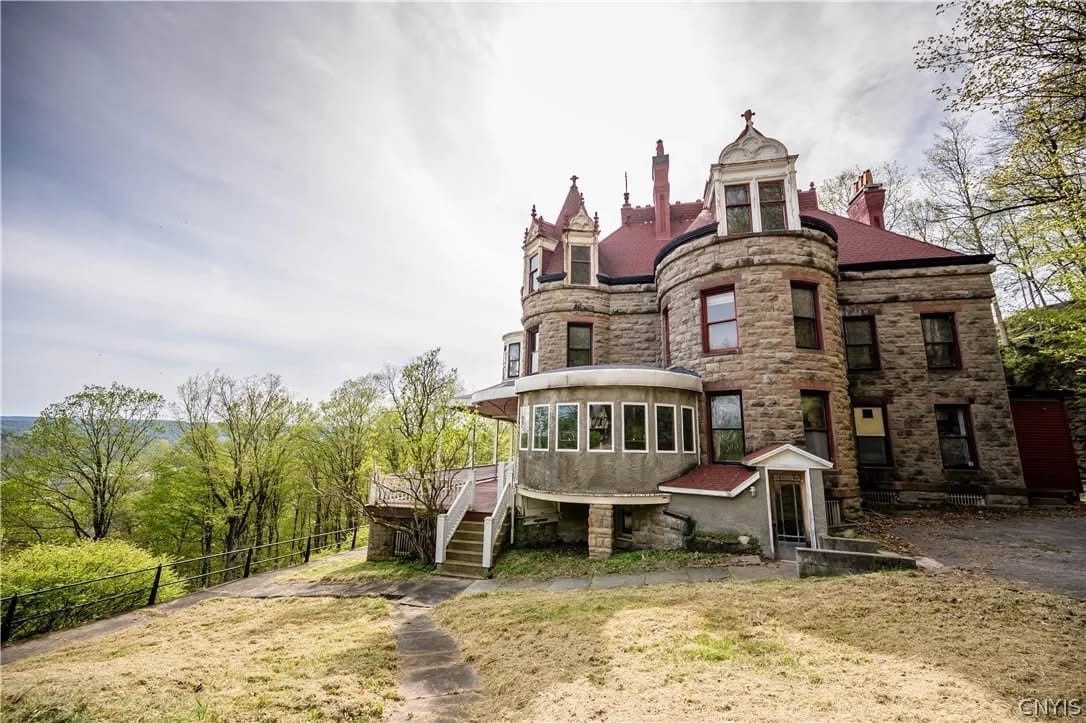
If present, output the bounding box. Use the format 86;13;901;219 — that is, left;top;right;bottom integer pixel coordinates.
435;571;1085;722
278;554;432;583
492;546;739;580
3;596;398;722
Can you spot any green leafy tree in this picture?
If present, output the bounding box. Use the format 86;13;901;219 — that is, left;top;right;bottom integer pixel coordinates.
360;349;468;563
6;384;164;541
817;161;914;231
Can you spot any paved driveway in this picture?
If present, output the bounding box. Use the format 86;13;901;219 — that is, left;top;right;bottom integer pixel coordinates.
888;511;1086;599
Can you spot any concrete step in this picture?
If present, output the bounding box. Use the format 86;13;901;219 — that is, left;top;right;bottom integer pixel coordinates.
452;531;484;544
457;520;484;531
447;540;486;551
438;561;488;579
445;549;484;564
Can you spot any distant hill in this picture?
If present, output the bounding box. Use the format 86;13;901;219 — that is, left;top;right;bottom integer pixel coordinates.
1;417;184;443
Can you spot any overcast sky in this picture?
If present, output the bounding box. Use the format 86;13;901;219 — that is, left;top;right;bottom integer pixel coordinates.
2;2;952;417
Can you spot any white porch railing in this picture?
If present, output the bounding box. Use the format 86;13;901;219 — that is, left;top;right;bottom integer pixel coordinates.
435;477;474;564
482;473;515;569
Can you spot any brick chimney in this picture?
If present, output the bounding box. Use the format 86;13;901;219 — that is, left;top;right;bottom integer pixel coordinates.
847;169;886;229
652;139;671;240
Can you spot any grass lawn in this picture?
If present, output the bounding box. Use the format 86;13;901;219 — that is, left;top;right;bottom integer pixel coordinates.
436;571;1086;721
278;553;433;583
3;596;399;723
492;546;741;580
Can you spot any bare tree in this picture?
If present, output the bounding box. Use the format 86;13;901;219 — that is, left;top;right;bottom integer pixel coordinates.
13;383;164;540
818;161;914;231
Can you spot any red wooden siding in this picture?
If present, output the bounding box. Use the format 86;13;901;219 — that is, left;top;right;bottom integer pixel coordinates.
1010;398;1082;494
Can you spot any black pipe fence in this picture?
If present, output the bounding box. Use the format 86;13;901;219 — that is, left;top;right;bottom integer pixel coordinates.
1;526;360;645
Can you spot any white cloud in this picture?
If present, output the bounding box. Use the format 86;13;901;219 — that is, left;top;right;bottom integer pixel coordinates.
2;2;949;415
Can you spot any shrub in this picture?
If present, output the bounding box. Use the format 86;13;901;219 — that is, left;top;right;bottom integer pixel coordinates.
1;539;182;640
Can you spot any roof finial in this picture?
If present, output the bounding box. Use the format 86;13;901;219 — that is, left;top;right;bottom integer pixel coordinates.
570;174;579;187
623;171;630;206
530;204;537;219
593;211;599;231
741;109;755;127
523;226;528;241
655;139;664;156
809;181;815;190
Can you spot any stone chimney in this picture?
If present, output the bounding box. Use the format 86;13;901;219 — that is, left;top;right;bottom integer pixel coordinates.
652;139;671;241
847;169;886;229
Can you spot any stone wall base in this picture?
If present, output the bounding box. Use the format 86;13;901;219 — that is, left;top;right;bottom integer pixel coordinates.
366;520;397;561
616;506;685;551
588;504;614;559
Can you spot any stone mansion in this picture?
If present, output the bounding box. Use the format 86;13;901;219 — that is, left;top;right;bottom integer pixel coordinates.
369;112;1029;574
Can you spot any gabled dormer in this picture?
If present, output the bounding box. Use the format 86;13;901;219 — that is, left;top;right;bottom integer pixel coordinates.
522;206;559;295
562;196;600;287
709;110;801;238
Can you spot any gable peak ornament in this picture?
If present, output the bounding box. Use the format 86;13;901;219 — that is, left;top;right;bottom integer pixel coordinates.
741;109;755;127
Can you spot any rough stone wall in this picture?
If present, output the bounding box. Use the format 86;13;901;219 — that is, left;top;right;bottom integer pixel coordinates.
617;505;685;550
366;520;397;561
655;230;859;510
588;504;614;559
522;281;658;370
840;265;1025;501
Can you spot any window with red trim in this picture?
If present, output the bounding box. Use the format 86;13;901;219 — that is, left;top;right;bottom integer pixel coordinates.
791;283;821;350
921;313;960;369
801;391;833;462
702;288;738;351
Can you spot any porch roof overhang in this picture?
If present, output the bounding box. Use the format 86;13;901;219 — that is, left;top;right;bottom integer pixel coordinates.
740;443;833;469
518;486;671;505
458;380;518;422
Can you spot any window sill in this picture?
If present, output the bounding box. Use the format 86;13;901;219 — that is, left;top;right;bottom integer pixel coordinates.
795;346;825;353
927;367;963;373
847;367;882;374
702;347;741;357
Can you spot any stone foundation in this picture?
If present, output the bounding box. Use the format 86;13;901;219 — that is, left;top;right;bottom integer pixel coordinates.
617;506;686;550
366;520;397;561
588;504;614;559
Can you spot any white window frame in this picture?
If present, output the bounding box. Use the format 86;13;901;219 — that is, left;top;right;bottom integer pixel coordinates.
531;404;550;451
527;253;541;292
756;178;787;232
621;402;649;454
568;244;595;286
587;401;614;453
519;405;530;451
505;342;521;380
655;403;678;454
680;405;697;455
556;402;580;452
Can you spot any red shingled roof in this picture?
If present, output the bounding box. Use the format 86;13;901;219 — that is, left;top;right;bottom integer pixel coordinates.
659;464;759;495
599;202;703;278
739;444;787;463
532;167;966;282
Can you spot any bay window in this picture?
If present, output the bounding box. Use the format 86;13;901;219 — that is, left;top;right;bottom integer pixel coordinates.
622;403;648;452
532;405;550;450
556;403;579;451
588;402;614;451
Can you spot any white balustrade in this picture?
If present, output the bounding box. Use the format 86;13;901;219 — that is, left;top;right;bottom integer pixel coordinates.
481;475;515;568
434;476;474;564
